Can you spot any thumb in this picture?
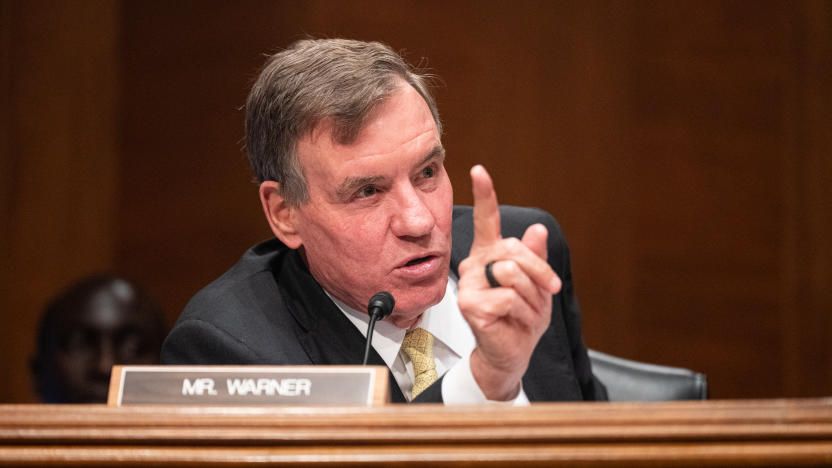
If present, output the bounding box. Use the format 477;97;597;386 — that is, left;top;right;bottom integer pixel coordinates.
522;224;561;294
521;223;548;260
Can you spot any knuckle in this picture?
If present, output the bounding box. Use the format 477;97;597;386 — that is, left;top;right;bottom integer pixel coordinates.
502;260;521;277
457;291;475;311
458;255;484;276
496;289;516;310
504;237;522;253
480;296;500;315
458;257;473;274
457;272;477;289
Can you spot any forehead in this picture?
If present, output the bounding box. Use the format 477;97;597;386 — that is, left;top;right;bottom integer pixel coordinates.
80;291;131;329
57;290;146;333
298;82;440;176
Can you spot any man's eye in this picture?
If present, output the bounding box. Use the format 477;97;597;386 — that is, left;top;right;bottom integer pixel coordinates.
358;185;377;198
422;165;435;178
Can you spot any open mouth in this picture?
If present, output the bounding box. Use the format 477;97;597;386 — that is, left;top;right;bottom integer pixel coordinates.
405;256;432;267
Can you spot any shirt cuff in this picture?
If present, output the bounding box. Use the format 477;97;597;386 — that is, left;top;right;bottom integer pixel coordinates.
441;353;530;406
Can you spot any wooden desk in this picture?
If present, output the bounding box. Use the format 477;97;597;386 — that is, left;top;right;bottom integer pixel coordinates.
1;398;831;466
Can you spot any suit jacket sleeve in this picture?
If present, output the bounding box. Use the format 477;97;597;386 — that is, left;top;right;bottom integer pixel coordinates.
162;318;264;365
541;210;608;401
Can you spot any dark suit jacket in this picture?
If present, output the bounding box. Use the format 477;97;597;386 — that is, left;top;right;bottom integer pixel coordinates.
161;205;607;402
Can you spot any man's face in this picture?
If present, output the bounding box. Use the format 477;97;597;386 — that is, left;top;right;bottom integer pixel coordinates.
52;286;162;403
291;81;453;328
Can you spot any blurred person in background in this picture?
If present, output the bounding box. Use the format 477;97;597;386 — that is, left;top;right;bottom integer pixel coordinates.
31;274;167;403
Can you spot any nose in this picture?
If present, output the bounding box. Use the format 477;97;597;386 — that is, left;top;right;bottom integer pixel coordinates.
390;184;435;239
96;340;116;376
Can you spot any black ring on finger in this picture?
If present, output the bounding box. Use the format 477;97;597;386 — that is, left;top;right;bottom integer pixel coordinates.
484;261;501;288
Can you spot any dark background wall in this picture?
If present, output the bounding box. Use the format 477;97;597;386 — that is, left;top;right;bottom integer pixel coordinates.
2;0;830;403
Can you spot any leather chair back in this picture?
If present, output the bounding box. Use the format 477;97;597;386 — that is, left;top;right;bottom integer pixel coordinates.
589;349;708;401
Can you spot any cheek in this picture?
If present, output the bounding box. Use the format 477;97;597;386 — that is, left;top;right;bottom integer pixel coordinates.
431;177;454;235
303;213;390;263
54;354;89;383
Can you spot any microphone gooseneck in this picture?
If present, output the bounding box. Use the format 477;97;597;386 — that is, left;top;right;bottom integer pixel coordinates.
362;291;395;365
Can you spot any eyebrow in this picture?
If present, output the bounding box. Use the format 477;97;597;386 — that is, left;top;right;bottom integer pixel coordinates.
335;174;385;201
419;145;446;167
334;145;446;200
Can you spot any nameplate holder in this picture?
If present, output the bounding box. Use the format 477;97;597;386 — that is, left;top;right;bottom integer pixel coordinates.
108;365;389;407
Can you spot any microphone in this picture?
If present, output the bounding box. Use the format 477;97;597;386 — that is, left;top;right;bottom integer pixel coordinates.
362;291;395;365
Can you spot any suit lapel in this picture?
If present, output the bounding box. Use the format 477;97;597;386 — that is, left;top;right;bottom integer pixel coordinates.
276;249;406;402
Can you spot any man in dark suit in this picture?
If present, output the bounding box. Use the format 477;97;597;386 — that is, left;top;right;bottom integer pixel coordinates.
162;38;606;404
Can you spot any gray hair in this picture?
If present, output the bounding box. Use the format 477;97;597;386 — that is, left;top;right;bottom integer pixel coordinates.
245;38;442;206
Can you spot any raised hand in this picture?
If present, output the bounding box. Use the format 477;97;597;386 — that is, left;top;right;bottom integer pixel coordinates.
457;165;561;400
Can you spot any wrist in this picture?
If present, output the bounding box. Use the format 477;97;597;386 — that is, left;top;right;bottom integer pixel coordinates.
469;347;523;401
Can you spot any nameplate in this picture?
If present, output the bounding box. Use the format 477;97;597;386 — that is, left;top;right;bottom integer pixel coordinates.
107;365;389;406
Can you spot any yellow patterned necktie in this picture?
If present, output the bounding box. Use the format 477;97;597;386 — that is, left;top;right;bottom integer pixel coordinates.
400;328;438;398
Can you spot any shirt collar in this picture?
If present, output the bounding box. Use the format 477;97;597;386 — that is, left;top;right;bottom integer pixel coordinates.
327;274;474;367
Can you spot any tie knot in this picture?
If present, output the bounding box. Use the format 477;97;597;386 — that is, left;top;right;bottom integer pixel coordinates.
400;328;438;399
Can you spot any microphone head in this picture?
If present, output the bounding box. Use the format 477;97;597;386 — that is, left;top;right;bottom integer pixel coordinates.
367;291;395;320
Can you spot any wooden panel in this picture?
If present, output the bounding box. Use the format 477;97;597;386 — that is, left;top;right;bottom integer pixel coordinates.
116;1;279;320
0;0;120;403
624;1;793;398
2;0;829;403
779;0;832;400
1;400;831;466
0;1;12;270
117;0;831;399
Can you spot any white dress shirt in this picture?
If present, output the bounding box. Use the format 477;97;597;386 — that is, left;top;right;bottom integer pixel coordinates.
328;275;529;405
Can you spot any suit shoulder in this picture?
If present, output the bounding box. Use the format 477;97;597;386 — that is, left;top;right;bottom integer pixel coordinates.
164;238;301;364
452;203;566;242
453;204;562;233
177;238;285;322
498;205;563;238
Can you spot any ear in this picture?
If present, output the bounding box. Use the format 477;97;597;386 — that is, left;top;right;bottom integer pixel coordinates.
259;181;303;249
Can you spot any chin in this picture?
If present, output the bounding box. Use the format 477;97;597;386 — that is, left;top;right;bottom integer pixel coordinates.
388;314;420;329
388;284;447;328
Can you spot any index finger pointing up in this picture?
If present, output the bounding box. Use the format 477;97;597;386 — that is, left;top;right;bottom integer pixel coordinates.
470;165;502;248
